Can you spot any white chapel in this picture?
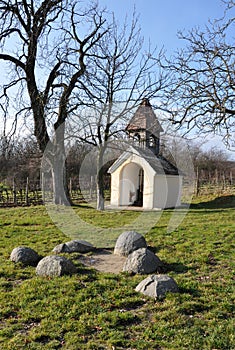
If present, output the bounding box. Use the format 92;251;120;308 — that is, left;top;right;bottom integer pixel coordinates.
108;98;182;209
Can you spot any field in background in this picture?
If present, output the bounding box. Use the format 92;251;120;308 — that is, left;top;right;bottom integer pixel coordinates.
0;193;234;349
0;172;234;207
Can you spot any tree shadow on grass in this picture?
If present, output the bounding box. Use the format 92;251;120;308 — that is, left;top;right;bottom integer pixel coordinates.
164;262;189;274
148;246;189;274
179;286;201;297
190;195;235;209
72;203;94;209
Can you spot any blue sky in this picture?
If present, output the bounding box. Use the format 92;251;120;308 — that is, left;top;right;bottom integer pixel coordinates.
99;0;226;53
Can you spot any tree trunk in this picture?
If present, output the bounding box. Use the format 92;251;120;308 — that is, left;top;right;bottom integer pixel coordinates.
13;178;17;205
25;177;29;206
97;177;105;210
96;147;105;210
42;123;71;206
51;154;70;205
195;167;200;197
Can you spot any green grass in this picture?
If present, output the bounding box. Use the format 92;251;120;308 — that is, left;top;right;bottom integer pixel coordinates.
0;194;234;349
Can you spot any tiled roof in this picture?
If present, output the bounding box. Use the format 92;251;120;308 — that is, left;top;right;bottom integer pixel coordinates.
108;146;180;176
126;98;163;134
136;147;180;175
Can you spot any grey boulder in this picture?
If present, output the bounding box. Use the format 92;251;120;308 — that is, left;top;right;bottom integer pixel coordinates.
36;255;76;277
135;274;179;299
114;231;147;257
10;246;41;266
53;240;94;254
123;248;163;274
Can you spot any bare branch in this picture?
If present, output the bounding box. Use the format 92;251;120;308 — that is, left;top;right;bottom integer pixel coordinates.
158;5;235;145
0;53;25;70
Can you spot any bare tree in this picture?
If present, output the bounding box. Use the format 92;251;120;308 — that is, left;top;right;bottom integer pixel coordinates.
68;13;167;210
158;0;235;149
0;0;107;204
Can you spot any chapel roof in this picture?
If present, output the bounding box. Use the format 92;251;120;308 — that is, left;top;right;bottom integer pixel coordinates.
108;146;180;176
125;98;163;134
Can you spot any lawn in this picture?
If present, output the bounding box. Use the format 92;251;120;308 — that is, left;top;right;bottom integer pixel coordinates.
0;194;234;349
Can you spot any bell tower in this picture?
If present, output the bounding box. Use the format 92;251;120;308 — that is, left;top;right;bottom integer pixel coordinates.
125;98;163;156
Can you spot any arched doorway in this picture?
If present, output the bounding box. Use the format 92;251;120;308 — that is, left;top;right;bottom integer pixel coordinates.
119;163;144;207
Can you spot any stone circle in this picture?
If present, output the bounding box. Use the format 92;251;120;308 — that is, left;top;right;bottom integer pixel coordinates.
123;248;163;274
10;246;41;266
36;255;77;277
114;231;147;257
135;274;179;298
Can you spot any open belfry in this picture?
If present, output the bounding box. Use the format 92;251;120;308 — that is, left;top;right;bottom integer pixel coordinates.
125;98;163;156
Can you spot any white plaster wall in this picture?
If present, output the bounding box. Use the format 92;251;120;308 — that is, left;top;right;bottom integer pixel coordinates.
153;175;167;208
110;171;120;206
141;162;154;209
166;176;182;207
154;175;182;208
